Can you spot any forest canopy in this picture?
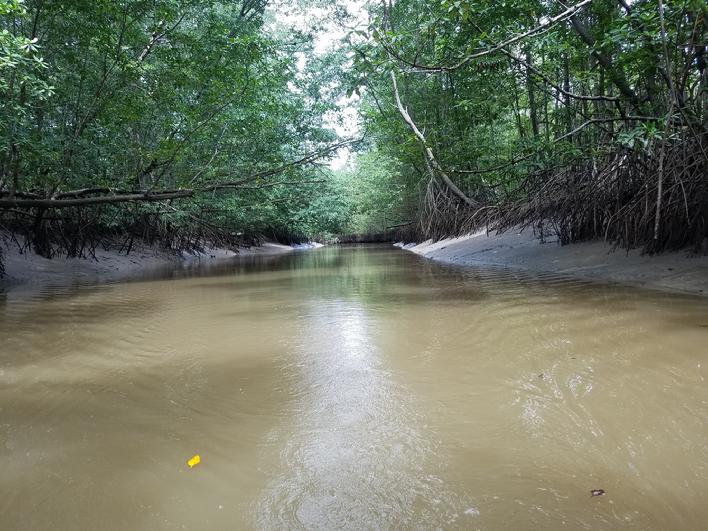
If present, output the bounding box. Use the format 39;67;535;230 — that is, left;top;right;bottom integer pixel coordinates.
353;0;706;251
1;0;706;261
0;0;356;256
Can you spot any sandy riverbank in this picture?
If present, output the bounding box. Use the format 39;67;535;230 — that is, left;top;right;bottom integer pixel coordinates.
0;239;297;296
398;229;708;297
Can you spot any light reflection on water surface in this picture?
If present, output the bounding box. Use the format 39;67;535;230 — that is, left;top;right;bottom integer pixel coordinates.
1;246;708;529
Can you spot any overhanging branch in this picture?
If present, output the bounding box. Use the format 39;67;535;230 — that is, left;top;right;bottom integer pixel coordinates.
381;0;594;73
0;190;194;209
0;139;360;210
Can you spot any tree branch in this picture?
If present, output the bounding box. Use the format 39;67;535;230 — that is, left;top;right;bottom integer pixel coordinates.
0;190;194;209
382;0;594;73
390;72;477;208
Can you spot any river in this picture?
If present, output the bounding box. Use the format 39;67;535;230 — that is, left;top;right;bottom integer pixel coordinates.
1;245;708;530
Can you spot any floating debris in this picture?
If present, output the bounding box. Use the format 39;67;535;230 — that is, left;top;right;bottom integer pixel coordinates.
187;454;201;468
590;489;605;497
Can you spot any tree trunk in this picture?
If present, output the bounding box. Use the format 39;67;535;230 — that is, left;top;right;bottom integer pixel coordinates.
525;47;540;138
390;72;477;209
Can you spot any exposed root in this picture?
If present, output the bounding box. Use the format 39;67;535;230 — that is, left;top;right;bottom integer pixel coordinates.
412;132;707;254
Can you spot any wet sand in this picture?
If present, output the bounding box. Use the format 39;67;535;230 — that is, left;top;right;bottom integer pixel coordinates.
0;239;294;295
400;230;708;297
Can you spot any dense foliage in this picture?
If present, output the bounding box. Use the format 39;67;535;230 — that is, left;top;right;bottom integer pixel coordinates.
1;0;706;262
352;0;706;251
0;0;351;258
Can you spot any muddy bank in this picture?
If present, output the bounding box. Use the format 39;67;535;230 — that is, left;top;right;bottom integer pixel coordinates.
398;230;708;297
0;239;296;296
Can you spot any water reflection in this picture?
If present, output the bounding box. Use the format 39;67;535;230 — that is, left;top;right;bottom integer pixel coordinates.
1;246;708;529
257;299;469;529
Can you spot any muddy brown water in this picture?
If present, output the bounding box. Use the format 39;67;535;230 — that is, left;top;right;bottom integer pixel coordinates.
1;246;708;530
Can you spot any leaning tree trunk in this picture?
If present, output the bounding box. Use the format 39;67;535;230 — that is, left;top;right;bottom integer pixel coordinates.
390;72;478;209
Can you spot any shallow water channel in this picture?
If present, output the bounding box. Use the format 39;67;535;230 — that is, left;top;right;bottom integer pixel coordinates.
2;245;708;530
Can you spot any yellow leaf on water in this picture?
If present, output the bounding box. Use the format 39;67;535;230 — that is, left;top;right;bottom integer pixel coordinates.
187;455;201;468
